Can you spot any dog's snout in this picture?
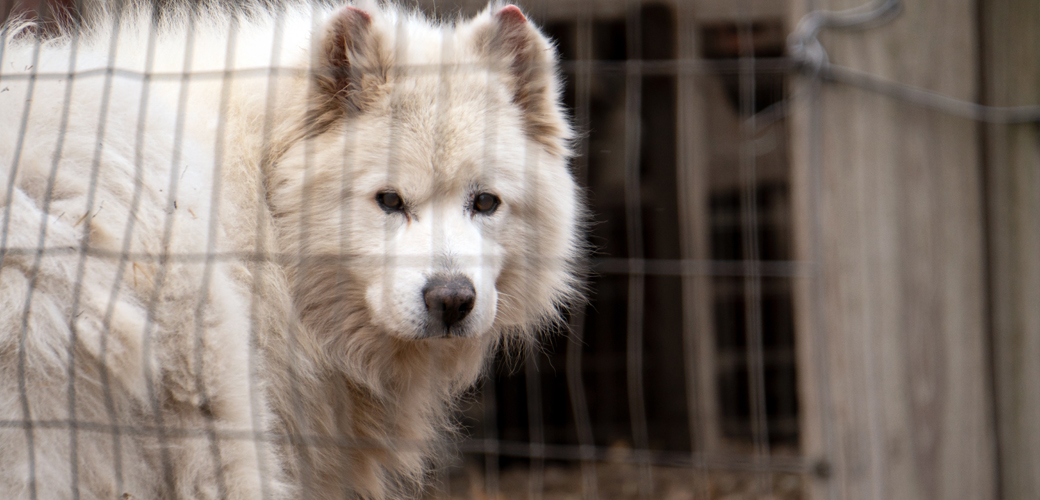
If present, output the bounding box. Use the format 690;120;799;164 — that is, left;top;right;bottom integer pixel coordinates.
423;276;476;329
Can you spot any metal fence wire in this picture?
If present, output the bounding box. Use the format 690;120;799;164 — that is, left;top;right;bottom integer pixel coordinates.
1;0;1038;498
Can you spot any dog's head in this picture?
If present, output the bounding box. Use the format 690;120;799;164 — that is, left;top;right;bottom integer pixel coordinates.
268;4;581;352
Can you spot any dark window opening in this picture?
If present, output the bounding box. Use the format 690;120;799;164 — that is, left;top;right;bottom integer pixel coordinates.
700;21;787;115
710;186;798;446
482;5;689;469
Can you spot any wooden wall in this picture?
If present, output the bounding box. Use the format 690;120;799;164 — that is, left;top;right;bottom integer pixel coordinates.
788;0;1000;498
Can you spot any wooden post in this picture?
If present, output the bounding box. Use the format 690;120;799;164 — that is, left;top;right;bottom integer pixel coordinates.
982;1;1040;498
675;0;720;461
788;0;998;498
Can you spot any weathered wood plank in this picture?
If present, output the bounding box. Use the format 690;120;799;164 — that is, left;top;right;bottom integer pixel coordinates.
788;0;998;498
982;0;1040;497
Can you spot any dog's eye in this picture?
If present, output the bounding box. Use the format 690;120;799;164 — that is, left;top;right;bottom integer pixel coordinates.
376;191;405;213
473;193;500;214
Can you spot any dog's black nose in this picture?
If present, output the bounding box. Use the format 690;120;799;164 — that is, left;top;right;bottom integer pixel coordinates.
423;276;476;329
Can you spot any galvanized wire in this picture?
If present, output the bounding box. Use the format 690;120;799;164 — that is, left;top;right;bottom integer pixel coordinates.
4;0;1039;498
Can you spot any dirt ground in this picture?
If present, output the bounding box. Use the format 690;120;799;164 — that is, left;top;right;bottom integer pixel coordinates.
431;461;804;500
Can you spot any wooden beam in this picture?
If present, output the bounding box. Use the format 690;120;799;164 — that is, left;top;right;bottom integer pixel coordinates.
981;0;1040;497
788;0;998;498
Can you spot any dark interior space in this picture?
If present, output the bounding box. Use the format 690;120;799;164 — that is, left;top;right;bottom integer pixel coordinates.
470;5;800;467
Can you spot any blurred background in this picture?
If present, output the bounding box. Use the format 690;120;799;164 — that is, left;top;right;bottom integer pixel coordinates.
3;0;1039;498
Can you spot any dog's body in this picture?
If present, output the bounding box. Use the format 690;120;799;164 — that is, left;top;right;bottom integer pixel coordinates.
0;3;580;498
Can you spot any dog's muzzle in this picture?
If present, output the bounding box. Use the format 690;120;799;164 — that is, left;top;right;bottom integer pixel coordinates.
422;275;476;335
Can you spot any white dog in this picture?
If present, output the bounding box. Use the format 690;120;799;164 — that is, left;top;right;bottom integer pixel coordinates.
0;2;581;498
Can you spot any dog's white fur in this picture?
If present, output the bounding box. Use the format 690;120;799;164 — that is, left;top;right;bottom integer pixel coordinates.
0;2;580;498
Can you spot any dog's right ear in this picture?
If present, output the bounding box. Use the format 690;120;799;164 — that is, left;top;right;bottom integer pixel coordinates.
313;6;388;115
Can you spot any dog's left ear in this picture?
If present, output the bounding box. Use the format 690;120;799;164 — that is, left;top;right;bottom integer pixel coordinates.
476;5;571;156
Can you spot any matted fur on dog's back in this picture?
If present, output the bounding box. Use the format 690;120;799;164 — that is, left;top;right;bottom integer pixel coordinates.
0;2;581;498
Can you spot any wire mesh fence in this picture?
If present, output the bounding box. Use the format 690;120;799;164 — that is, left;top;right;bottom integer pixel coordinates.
1;0;1038;498
441;3;807;498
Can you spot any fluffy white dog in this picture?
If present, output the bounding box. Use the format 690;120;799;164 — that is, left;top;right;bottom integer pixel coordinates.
0;2;581;498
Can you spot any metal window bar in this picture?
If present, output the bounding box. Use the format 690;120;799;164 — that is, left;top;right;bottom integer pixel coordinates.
566;5;599;500
621;2;651;499
735;12;772;500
